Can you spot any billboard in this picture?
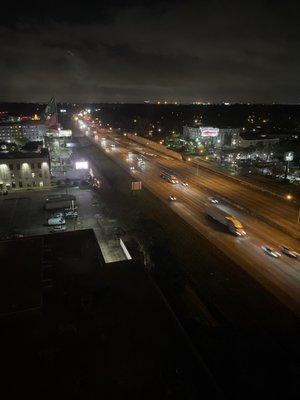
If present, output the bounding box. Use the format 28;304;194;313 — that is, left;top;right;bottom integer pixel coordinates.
131;181;142;191
75;161;89;170
200;127;219;137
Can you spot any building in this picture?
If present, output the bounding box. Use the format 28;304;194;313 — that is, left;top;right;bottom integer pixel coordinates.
0;229;220;399
0;121;46;142
183;125;240;148
183;125;281;150
0;148;51;191
0;236;43;319
215;127;240;148
237;134;280;148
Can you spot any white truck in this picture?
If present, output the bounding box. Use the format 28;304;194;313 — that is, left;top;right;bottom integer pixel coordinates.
48;217;66;226
206;206;246;236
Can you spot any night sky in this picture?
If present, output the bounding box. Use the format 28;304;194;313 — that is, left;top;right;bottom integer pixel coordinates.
1;0;300;103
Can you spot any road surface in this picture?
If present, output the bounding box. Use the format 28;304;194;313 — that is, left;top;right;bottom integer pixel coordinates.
79;126;300;314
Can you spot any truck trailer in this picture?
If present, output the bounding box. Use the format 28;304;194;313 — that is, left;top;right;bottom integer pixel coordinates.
206;206;246;236
45;194;76;211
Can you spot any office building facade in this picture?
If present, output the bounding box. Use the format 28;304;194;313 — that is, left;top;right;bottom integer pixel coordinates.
0;149;51;191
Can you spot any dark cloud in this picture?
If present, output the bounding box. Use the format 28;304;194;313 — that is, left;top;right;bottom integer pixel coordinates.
0;0;300;102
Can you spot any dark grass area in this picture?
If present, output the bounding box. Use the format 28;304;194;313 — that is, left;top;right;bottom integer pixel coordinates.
77;136;300;399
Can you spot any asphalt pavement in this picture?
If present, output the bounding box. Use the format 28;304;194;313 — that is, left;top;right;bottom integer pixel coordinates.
84;131;300;314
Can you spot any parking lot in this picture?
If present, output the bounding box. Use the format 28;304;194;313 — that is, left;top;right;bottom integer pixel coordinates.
0;186;127;263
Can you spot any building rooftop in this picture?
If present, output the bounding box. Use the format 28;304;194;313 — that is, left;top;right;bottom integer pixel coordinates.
0;147;49;160
0;229;220;399
0;236;43;318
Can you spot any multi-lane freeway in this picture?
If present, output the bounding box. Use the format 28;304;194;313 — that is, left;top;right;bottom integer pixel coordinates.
78;120;300;313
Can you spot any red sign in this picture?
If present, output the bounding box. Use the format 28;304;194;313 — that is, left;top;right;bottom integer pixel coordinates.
200;127;219;137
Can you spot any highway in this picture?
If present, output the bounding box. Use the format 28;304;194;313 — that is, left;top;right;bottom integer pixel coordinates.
79;122;300;313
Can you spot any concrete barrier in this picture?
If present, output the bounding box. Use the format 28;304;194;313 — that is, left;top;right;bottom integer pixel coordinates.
127;134;182;161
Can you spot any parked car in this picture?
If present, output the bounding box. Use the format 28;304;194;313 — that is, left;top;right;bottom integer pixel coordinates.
53;212;64;219
50;225;66;233
64;206;78;212
48;217;66;226
65;210;78;219
181;181;188;187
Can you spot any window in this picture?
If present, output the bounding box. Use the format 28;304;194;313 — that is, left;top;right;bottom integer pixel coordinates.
17;163;20;170
39;173;42;178
31;172;35;178
19;181;23;188
9;164;13;170
38;163;41;169
31;163;34;169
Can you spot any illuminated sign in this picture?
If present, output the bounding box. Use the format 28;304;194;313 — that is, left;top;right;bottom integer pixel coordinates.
75;161;89;170
131;181;142;191
200;127;219;137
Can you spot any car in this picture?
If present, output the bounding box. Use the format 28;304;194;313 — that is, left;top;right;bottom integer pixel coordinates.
169;195;177;201
130;166;135;171
65;210;78;218
181;181;188;187
280;245;298;258
208;197;219;204
261;245;281;258
48;217;66;226
53;212;64;219
50;225;66;233
64;206;78;212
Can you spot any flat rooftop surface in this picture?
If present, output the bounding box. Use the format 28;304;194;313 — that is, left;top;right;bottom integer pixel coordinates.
0;236;42;316
0;229;220;399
